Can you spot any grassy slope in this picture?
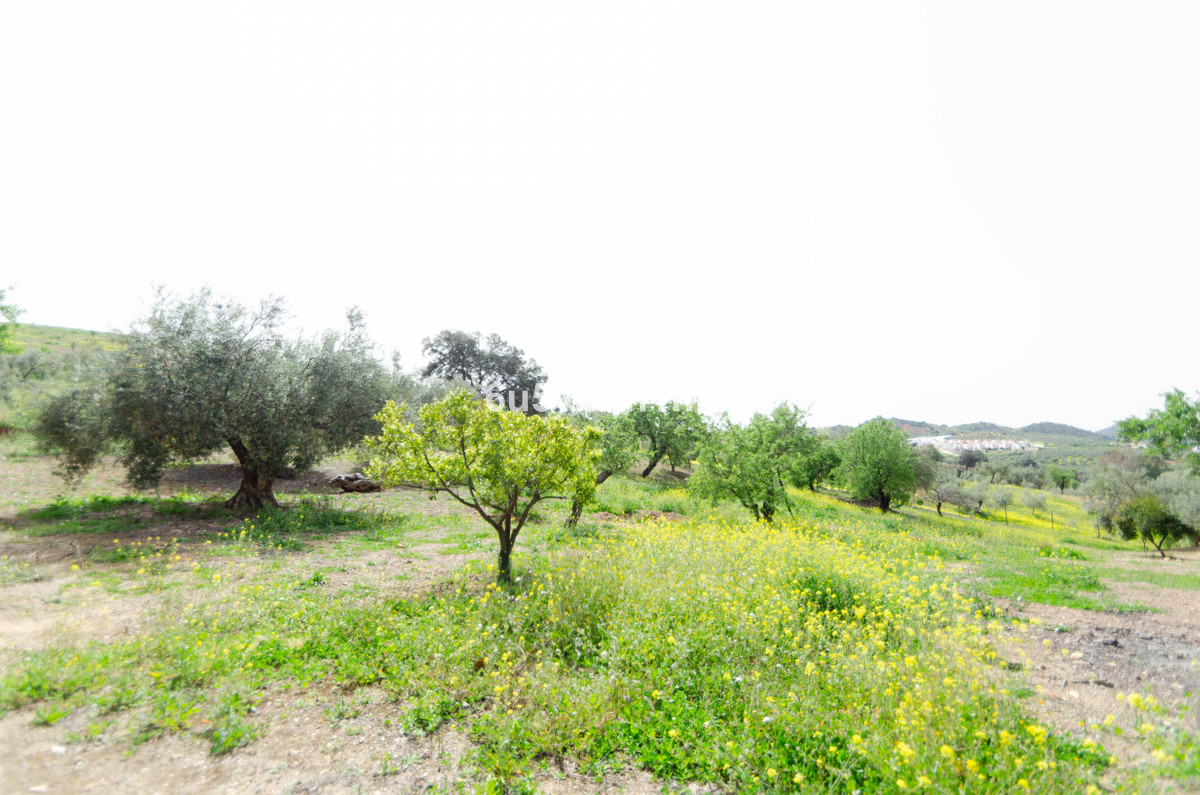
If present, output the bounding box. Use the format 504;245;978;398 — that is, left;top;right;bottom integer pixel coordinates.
3;441;1192;792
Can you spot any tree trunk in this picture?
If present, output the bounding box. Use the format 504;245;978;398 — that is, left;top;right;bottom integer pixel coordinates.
566;470;613;528
642;449;666;478
936;500;943;517
497;533;513;583
225;437;278;510
878;490;891;513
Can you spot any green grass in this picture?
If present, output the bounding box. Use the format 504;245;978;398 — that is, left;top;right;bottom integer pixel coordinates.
1;462;1194;788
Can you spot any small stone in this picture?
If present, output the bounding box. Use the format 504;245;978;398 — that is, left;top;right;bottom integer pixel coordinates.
50;744;66;755
1101;638;1121;647
1070;652;1084;660
29;788;49;794
1067;690;1081;699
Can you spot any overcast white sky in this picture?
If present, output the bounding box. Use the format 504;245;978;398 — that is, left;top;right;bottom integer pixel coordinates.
2;2;1196;430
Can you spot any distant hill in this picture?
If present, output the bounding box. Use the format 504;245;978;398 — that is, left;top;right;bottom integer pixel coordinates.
1019;422;1100;439
1095;424;1119;439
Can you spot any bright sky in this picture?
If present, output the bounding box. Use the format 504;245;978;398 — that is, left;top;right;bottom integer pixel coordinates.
3;2;1196;431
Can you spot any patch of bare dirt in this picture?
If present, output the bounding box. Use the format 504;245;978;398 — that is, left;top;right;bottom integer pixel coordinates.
997;559;1200;768
0;681;673;794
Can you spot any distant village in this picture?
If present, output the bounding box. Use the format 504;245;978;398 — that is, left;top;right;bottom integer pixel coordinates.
907;435;1039;453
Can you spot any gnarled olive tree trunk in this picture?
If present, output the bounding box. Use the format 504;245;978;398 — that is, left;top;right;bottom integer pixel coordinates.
226;436;279;510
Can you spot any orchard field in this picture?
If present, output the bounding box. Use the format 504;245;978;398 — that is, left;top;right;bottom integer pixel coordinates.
3;430;1200;793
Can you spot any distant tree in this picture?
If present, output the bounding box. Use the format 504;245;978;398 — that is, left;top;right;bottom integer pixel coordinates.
34;290;389;509
978;461;1010;485
1120;390;1200;474
0;287;21;354
627;401;708;478
912;445;943;492
991;487;1015;523
930;467;960;517
1047;465;1077;493
1085;450;1153;534
951;481;987;515
958;450;987;470
421;330;547;414
792;436;841;491
691;404;815;522
1025;492;1053;528
366;391;601;582
837;417;917;513
1116;495;1194;558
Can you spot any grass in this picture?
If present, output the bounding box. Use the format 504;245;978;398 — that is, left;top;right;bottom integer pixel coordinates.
1;464;1196;790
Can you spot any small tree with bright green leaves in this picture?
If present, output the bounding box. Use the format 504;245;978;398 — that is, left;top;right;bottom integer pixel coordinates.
366;391;602;582
1120;390;1200;475
690;403;815;522
0;287;21;354
792;436;841;492
837;417;917;513
567;411;637;526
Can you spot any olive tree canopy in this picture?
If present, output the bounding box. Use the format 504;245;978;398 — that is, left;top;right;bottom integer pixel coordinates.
35;290;390;509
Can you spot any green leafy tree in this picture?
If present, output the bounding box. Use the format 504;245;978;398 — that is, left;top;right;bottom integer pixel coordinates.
1116;494;1194;558
0;287;21;354
1120;390;1200;474
912;445;943;492
627;401;708;477
366;391;601;582
421;330;547;414
567;411;638;526
792;436;841;491
958;450;987;470
837;417;917;513
1047;465;1077;493
1085;449;1156;533
34;290;388;509
690;403;815;522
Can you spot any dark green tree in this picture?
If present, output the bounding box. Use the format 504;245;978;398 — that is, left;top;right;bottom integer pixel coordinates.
421;330;547;414
837;417;917;513
1116;495;1194;558
34;290;389;509
627;401;708;478
1047;465;1077;493
792;436;841;491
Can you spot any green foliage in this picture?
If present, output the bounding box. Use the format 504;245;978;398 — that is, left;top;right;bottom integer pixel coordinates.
0;287;21;355
690;403;814;521
837;417;917;512
1116;495;1195;557
1047;465;1078;493
366;390;601;581
791;435;841;491
33;290;389;508
1121;390;1200;475
626;401;708;477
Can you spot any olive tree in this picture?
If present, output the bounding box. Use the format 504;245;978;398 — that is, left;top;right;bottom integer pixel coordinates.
34;290;389;509
837;417;917;513
366;391;601;582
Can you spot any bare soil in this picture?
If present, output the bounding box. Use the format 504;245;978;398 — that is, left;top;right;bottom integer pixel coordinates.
996;548;1200;774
